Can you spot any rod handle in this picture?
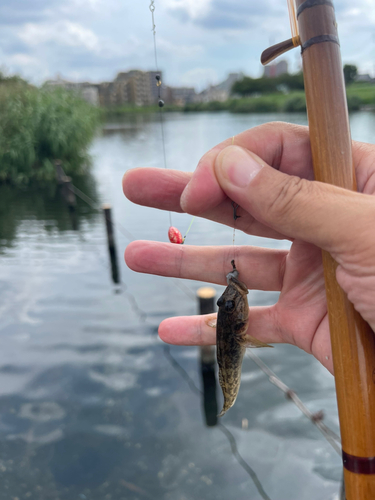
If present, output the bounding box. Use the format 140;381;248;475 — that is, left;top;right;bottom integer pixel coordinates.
261;37;300;65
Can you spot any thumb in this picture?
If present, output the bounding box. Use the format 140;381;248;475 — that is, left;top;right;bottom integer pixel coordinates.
215;145;373;254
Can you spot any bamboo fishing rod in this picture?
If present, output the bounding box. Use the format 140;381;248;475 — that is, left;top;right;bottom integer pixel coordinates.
262;1;375;498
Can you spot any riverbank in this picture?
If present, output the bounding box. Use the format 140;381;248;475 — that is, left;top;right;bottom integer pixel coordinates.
103;83;375;115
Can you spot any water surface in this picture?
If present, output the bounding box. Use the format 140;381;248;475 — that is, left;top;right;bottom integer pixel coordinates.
0;111;374;500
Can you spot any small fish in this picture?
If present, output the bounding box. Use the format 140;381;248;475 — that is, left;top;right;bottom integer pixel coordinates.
216;260;272;417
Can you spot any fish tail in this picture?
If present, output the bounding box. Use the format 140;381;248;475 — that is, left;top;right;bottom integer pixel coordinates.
217;345;245;417
218;395;239;417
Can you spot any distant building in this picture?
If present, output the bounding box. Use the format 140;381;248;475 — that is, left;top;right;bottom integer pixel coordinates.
355;74;374;83
167;87;196;106
44;76;99;106
198;86;228;103
115;70;158;106
80;85;100;106
45;69;223;107
98;81;129;107
215;72;245;94
44;70;164;107
263;60;288;78
197;72;244;102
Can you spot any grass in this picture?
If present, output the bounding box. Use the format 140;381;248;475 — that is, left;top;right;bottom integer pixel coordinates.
346;83;375;106
181;92;307;113
0;84;100;186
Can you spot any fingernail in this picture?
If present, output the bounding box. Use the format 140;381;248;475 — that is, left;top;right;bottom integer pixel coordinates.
218;146;263;188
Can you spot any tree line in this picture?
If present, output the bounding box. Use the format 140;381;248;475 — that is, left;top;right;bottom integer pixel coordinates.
232;64;360;96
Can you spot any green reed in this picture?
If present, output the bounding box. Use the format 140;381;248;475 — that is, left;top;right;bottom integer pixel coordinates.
0;84;100;185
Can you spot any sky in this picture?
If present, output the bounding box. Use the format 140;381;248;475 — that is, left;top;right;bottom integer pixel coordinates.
0;0;374;90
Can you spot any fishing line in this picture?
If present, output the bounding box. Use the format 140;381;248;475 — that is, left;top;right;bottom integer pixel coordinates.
246;350;341;455
163;344;273;500
182;216;196;243
149;0;197;244
232;136;236;248
217;424;272;500
66;178;196;300
149;0;171;228
64;175;273;497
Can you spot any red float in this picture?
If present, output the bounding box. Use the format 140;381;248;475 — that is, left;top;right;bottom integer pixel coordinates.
168;226;184;244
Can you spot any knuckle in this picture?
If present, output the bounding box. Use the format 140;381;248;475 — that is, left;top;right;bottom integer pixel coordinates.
174;244;185;278
266;175;309;221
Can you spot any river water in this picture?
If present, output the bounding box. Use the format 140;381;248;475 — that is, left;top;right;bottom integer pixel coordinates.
0;111;375;500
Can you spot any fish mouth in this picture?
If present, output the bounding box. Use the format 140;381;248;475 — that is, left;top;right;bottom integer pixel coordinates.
226;269;239;284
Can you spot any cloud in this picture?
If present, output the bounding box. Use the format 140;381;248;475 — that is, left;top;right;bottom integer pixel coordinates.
157;37;203;59
0;0;372;86
19;21;99;51
0;0;59;25
161;0;212;20
0;50;50;81
180;67;219;90
163;0;284;30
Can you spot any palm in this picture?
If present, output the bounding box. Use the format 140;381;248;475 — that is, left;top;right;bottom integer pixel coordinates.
274;240;328;360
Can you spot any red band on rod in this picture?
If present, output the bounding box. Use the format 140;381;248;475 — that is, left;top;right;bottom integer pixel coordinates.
342;451;375;475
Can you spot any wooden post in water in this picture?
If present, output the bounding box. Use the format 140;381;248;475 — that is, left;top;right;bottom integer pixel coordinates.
55;160;78;229
60;176;77;209
197;286;218;427
103;204;120;284
261;1;375;497
54;159;65;183
55;160;76;208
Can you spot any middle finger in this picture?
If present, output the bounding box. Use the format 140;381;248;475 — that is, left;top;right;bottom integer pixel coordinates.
125;241;287;291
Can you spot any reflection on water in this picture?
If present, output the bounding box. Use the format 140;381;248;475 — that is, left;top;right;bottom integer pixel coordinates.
0;174;99;250
0;111;374;500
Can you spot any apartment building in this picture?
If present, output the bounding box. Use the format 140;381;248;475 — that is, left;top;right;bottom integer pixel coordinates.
45;70;166;107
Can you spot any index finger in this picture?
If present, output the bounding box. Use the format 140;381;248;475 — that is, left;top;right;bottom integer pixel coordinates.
123;167;286;239
180;122;313;215
123;122;313;240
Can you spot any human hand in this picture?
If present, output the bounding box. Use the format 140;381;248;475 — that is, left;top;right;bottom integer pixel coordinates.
123;122;375;374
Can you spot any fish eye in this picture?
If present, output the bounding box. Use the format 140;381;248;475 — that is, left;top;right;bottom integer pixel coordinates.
224;300;235;312
217;297;225;307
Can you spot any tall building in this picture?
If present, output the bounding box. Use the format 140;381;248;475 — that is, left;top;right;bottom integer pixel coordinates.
263;60;288;78
168;87;196;106
98;81;129;107
115;70;159;106
44;70;165;107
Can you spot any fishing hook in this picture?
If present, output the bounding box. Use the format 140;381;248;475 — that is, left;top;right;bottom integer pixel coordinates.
231;201;240;221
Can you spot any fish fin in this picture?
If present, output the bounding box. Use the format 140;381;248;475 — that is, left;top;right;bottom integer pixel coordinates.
234;328;272;348
243;337;273;348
